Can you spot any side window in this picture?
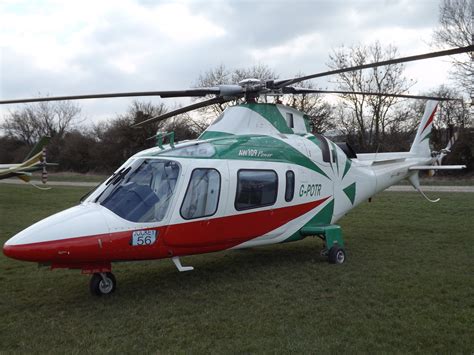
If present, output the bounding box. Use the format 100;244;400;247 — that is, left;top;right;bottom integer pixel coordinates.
314;133;330;163
285;113;294;128
285;170;295;202
181;169;221;220
235;170;278;211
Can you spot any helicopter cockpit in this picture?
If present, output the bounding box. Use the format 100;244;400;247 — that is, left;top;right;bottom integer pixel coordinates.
94;159;180;223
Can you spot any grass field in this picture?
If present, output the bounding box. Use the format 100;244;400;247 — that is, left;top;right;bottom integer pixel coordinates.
0;185;472;353
42;172;108;183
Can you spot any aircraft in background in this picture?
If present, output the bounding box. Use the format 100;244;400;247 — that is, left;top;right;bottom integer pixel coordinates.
0;136;56;187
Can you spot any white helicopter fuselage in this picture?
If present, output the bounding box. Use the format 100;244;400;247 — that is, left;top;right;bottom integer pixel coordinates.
3;101;435;273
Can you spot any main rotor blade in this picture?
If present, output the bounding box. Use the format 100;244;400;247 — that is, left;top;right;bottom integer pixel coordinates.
0;88;221;105
274;45;474;88
283;87;461;101
133;96;232;127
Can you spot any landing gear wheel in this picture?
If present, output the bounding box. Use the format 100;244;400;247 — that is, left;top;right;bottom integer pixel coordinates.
328;246;346;264
90;272;116;296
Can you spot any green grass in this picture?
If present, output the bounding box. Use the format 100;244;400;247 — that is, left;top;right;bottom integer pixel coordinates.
395;176;474;186
41;172;108;183
0;185;473;353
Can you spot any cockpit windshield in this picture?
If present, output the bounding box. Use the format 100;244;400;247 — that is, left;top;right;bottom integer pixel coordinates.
96;159;180;223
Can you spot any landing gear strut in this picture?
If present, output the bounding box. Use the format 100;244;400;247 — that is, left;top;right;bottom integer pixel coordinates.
90;272;116;296
300;224;346;264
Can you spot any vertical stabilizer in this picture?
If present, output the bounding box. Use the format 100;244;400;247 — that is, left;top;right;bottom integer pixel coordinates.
410;101;438;157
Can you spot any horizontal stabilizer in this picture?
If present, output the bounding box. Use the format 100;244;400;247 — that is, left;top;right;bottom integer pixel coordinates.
409;165;466;170
372;158;406;165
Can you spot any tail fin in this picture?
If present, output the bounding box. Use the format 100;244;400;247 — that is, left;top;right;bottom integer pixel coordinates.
410;101;438;157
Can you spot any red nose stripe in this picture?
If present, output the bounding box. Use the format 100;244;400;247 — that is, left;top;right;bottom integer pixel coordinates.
2;230;115;263
3;197;330;264
165;197;330;252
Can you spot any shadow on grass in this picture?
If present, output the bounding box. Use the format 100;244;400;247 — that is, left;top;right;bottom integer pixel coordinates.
35;239;331;305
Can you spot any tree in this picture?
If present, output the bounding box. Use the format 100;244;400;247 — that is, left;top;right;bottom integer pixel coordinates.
193;64;278;123
0;135;27;164
90;101;200;173
1;100;81;145
59;129;100;173
328;42;414;151
284;75;335;133
421;86;471;171
194;64;337;133
91;101;167;171
433;0;473;93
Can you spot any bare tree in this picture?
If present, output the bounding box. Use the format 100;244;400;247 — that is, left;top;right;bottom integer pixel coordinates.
92;101;168;162
194;64;337;133
1;100;81;145
430;86;469;128
433;0;473;92
328;42;414;151
91;100;200;171
193;64;278;124
284;75;335;133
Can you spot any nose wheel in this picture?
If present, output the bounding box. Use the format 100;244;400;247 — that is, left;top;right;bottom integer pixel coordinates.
90;272;116;296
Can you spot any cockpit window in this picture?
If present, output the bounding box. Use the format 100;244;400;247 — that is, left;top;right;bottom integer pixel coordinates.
97;159;180;223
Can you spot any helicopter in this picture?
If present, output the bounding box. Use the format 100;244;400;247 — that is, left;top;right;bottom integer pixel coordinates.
1;45;472;296
0;136;56;188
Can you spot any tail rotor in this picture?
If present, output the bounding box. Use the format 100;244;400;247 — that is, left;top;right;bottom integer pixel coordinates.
430;125;459;176
41;147;48;184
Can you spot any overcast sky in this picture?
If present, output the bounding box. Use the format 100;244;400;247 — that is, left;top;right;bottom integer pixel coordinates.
0;0;456;124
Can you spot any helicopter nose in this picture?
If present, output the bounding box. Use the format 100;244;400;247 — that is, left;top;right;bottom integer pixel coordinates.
3;242;43;262
3;204;110;263
3;244;16;259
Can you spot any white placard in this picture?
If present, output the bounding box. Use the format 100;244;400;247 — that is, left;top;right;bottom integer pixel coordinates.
131;230;157;246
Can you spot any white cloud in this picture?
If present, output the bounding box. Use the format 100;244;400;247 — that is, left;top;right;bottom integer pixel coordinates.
152;3;226;43
249;32;325;65
0;0;459;125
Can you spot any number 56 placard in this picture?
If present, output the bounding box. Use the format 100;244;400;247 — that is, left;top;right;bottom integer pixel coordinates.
131;230;157;246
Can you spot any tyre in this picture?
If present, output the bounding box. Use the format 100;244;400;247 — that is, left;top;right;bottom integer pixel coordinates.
328;246;346;264
90;272;116;296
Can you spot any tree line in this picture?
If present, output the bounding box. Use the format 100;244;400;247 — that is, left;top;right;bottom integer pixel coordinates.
0;0;472;174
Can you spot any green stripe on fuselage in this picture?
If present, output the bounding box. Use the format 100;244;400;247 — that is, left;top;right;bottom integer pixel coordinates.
240;103;294;134
138;133;329;179
199;131;234;140
283;198;335;243
304;198;334;226
210;135;329;179
343;182;356;205
306;134;322;148
342;159;352;179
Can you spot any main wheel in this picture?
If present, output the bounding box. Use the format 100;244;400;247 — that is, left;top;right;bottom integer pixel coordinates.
90;272;116;296
328;246;346;264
